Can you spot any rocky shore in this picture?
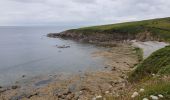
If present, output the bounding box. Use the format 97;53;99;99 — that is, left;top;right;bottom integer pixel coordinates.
1;30;168;100
1;17;170;100
0;44;139;100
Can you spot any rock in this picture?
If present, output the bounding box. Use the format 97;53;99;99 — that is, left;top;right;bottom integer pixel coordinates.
143;98;149;100
0;86;2;88
104;66;108;69
66;93;74;100
139;88;145;92
57;94;62;98
158;94;163;98
11;85;19;89
68;84;77;93
26;92;39;98
92;97;96;100
96;95;102;99
79;91;83;95
111;67;116;71
110;80;119;85
61;95;66;99
0;88;8;93
152;74;155;76
53;89;63;96
73;92;80;100
22;75;26;78
57;45;70;48
105;91;109;94
120;75;126;79
131;92;139;98
150;95;159;100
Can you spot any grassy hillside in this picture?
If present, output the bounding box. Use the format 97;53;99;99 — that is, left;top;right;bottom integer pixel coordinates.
125;45;170;100
67;17;170;42
101;46;170;100
129;45;170;82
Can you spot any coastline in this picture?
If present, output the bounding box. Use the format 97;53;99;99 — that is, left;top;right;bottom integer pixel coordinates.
0;30;169;100
1;17;170;100
0;43;140;100
1;31;169;100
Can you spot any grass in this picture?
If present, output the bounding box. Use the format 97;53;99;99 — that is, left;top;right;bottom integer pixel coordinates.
137;81;170;100
67;17;170;42
133;47;143;62
95;79;170;100
113;46;170;100
129;45;170;82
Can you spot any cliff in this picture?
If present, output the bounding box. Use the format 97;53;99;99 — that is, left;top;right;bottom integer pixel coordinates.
48;17;170;42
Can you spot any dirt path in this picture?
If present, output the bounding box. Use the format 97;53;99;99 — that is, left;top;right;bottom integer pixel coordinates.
0;44;139;100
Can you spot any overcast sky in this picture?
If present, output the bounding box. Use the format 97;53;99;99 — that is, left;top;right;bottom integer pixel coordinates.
0;0;170;26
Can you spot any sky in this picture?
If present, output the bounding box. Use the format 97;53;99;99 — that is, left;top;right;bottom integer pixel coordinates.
0;0;170;26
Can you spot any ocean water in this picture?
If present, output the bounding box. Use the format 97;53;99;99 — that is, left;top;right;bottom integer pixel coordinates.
0;26;104;86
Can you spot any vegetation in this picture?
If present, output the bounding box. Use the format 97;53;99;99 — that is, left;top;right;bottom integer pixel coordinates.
99;46;170;100
123;45;170;99
68;17;170;42
138;81;170;99
133;47;143;62
129;45;170;82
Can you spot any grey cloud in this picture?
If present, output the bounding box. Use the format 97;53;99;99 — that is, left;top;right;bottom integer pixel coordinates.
73;0;97;4
0;0;170;26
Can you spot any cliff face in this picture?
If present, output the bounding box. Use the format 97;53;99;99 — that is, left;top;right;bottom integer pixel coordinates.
47;31;160;42
48;17;170;42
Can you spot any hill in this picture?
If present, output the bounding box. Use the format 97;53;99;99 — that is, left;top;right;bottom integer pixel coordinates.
48;17;170;42
129;45;170;82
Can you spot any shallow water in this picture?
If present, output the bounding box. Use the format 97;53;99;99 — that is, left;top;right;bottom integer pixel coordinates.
0;26;105;86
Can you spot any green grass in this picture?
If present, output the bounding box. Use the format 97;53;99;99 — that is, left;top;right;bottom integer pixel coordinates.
158;65;170;75
98;79;170;100
123;45;170;100
67;17;170;42
133;47;143;62
138;81;170;100
129;45;170;82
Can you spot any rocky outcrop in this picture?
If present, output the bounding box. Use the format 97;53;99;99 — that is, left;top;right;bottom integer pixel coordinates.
136;31;161;41
47;30;161;43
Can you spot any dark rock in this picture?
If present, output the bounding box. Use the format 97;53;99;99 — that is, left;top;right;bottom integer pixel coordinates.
104;66;108;69
34;79;52;87
26;92;38;98
66;93;75;100
111;67;116;71
61;95;66;99
0;88;8;93
22;75;26;78
57;45;70;48
57;94;62;98
11;85;19;89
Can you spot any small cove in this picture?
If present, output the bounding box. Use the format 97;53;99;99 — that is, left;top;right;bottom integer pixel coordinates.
0;26;105;86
